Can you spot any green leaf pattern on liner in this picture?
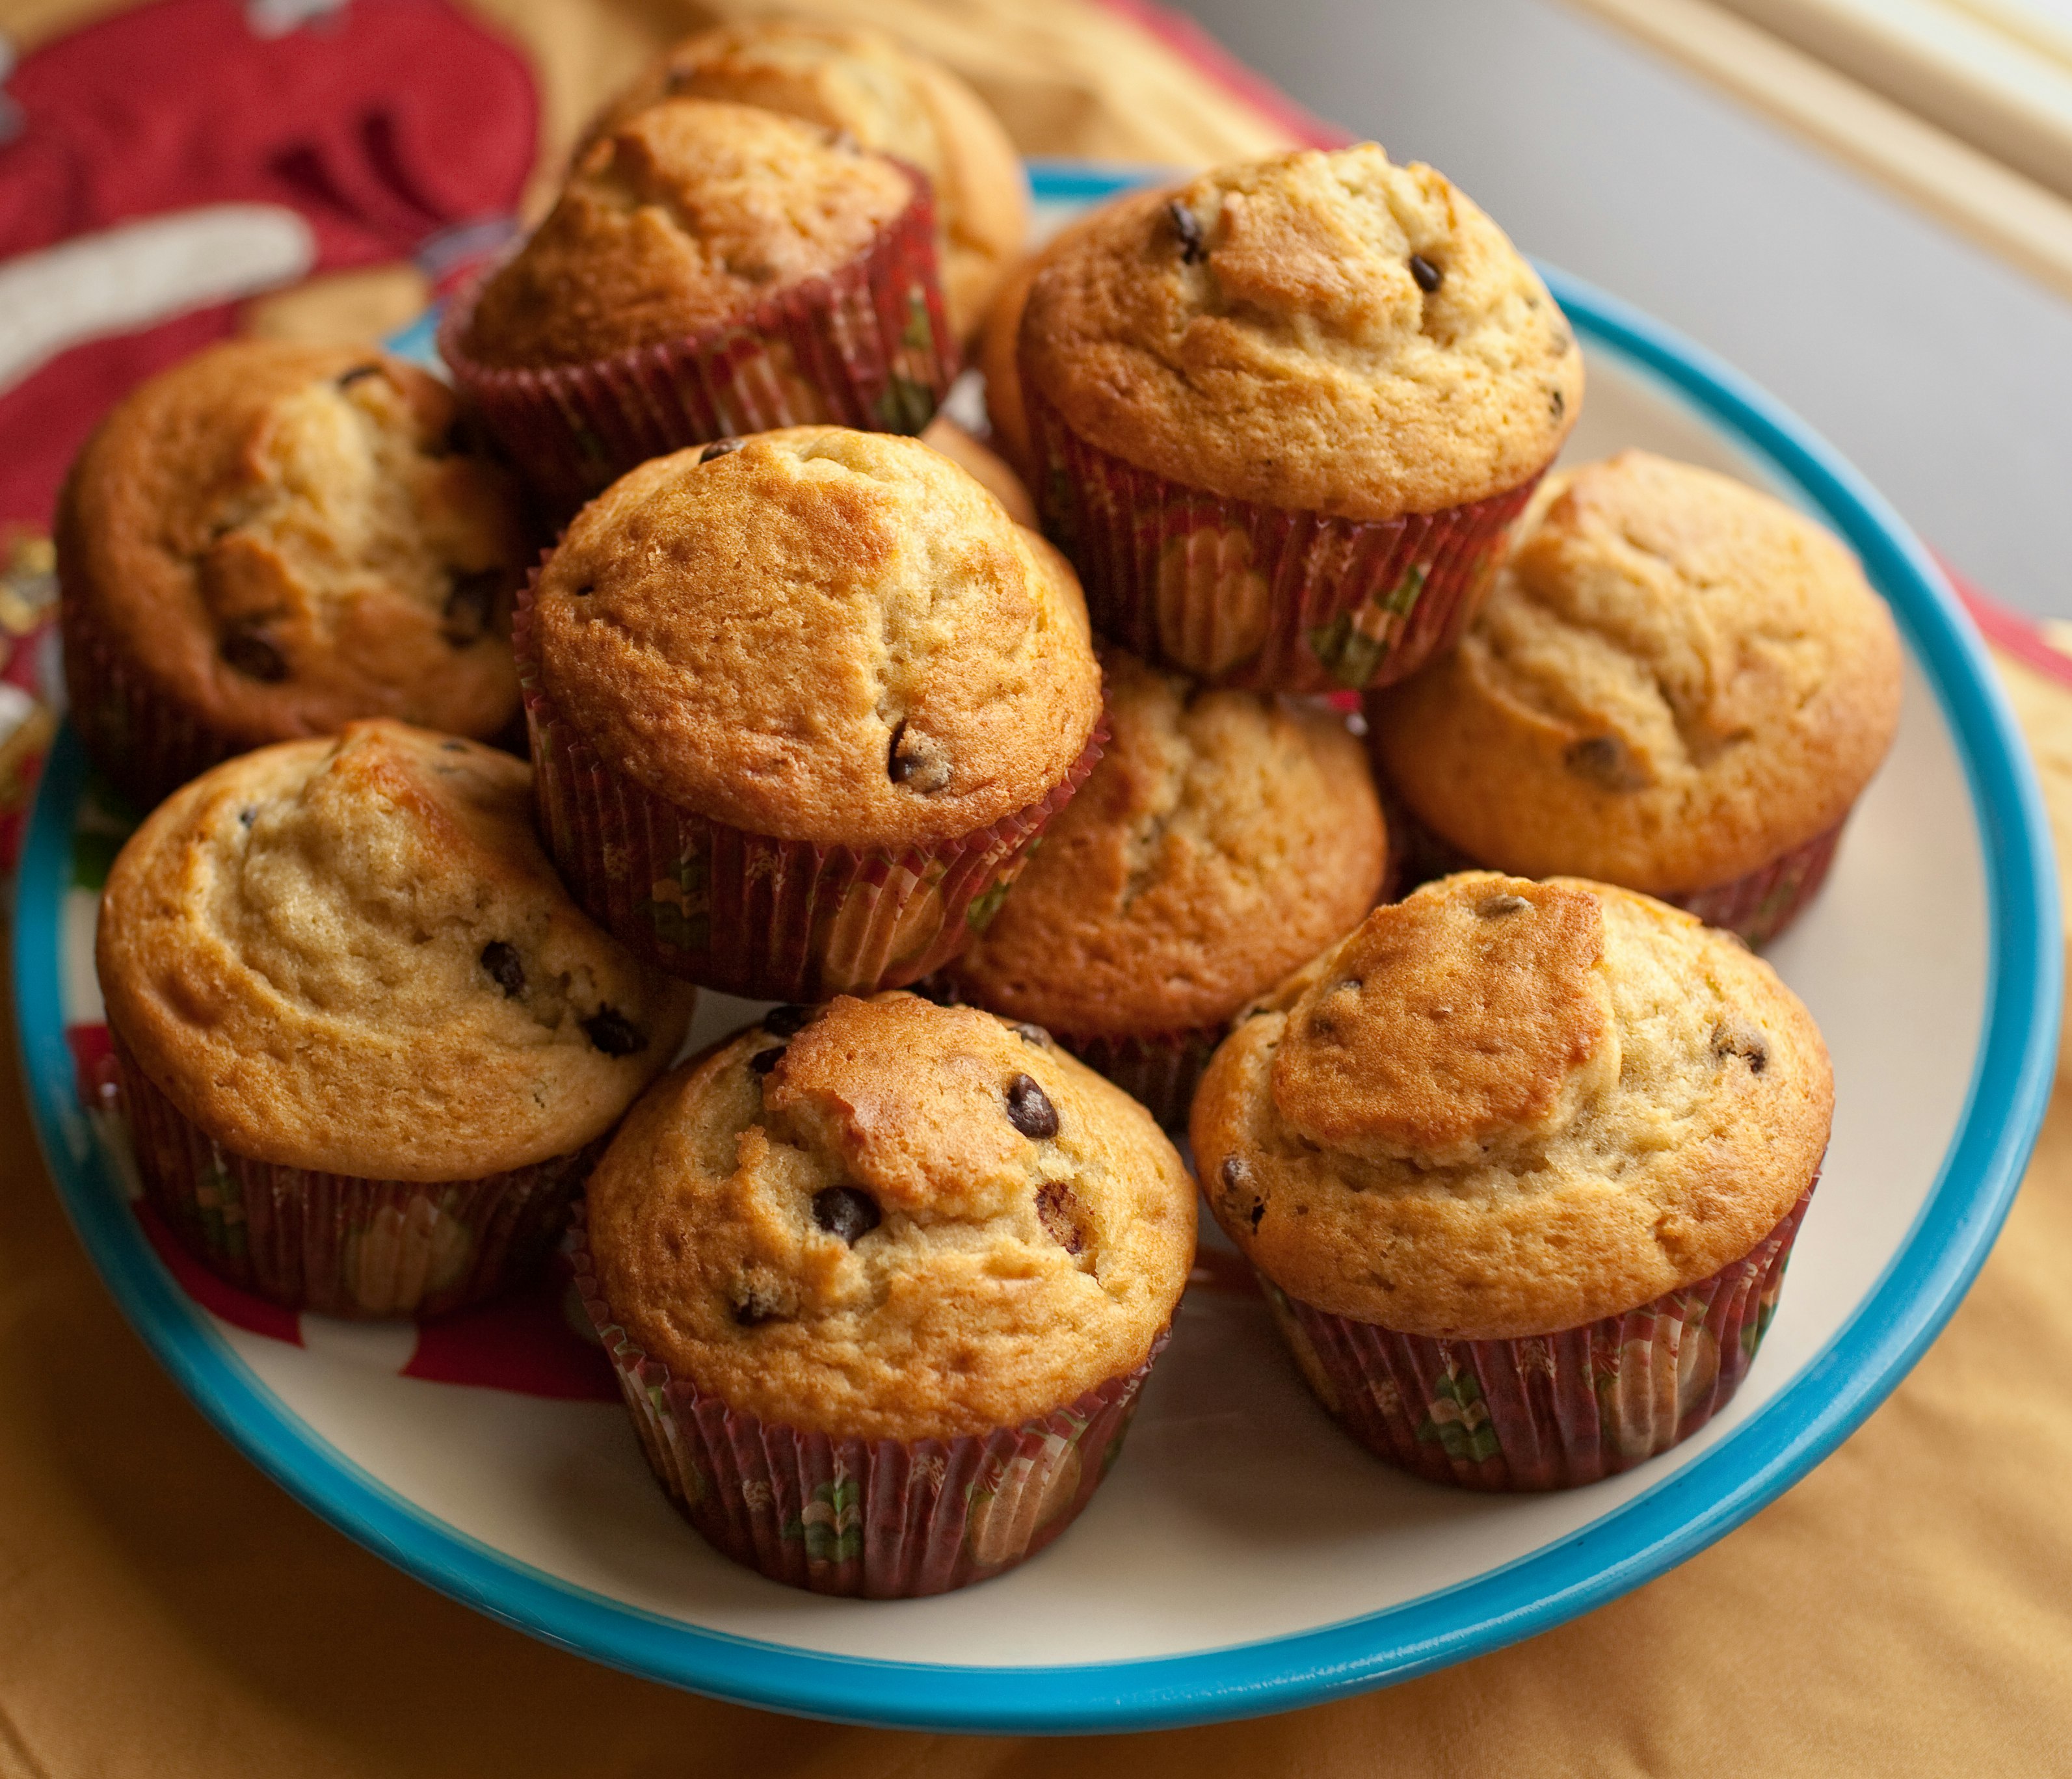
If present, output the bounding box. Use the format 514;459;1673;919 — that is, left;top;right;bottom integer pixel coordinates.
70;776;139;892
191;1148;249;1262
898;289;935;354
782;1464;866;1564
1414;1356;1501;1464
1304;563;1428;689
965;875;1015;932
643;847;711;955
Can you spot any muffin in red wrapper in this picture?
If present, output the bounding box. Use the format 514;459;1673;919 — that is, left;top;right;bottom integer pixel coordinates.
57;341;531;812
1018;148;1581;693
517;428;1104;1001
95;723;695;1317
1368;453;1903;948
1192;873;1833;1491
442;98;957;508
941;648;1387;1129
579;995;1195;1596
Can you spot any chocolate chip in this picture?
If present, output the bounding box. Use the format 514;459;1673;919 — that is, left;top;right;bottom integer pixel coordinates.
440;740;469;753
1550;388;1567;421
699;438;742;463
581;1008;646;1055
480;941;525;999
1409;253;1442;293
238;806;257;829
1712;1020;1769;1074
1011;1021;1052;1048
1249;1198;1266;1231
1565;734;1645;791
886;720;950;793
1005;1074;1058;1140
762;1004;814;1038
1166;198;1206;264
1478;893;1530;918
812;1185;881;1245
219;623;287;683
572;583;594;598
442;568;501;646
733;1287;784;1326
1035;1182;1084;1254
749;1045;786;1075
336;363;384;389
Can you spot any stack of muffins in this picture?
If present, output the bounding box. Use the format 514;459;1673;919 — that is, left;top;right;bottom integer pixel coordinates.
70;23;1902;1600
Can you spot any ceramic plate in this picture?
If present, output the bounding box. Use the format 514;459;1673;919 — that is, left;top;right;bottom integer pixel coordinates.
13;164;2059;1733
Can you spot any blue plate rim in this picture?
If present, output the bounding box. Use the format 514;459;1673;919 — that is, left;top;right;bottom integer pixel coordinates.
12;166;2060;1735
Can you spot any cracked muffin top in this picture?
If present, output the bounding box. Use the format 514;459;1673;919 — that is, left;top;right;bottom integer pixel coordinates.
97;722;695;1181
527;427;1102;849
1189;872;1831;1339
59;341;527;750
462;98;916;371
583;992;1196;1438
590;23;1027;340
1368;452;1904;893
948;647;1387;1037
1018;144;1582;520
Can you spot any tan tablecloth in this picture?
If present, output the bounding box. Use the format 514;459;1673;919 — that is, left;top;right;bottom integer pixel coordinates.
3;2;2071;1771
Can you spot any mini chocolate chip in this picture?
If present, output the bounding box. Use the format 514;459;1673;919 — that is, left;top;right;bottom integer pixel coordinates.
441;568;501;646
238;806;257;829
1409;253;1442;293
733;1288;784;1327
1565;734;1645;791
886;719;951;793
1035;1182;1084;1254
749;1045;786;1075
572;583;594;598
440;740;469;753
1249;1199;1266;1231
812;1185;881;1245
581;1008;646;1056
762;1004;814;1037
1712;1020;1769;1074
1478;893;1530;918
1166;198;1206;264
336;363;384;389
699;438;742;463
219;624;288;683
480;941;525;999
1005;1073;1059;1140
1550;388;1567;421
1012;1021;1052;1048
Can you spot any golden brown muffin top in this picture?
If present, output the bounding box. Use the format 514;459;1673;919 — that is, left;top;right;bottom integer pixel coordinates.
463;99;914;371
530;427;1102;849
57;341;526;750
950;649;1387;1036
97;723;695;1181
585;994;1197;1439
1019;146;1582;520
1370;452;1906;893
591;23;1028;340
1190;873;1831;1339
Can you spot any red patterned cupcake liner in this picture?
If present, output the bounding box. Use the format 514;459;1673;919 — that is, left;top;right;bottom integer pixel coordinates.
1023;382;1543;694
441;179;959;509
115;1033;602;1320
512;584;1104;1001
1050;1023;1223;1131
1260;1179;1816;1491
570;1208;1165;1597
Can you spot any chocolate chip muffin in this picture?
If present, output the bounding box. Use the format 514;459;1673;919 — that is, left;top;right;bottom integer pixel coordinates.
444;99;957;503
1368;453;1905;945
518;425;1104;1001
1191;871;1831;1490
946;647;1388;1126
577;991;1195;1594
591;22;1028;341
97;720;695;1317
1019;144;1582;691
58;342;528;810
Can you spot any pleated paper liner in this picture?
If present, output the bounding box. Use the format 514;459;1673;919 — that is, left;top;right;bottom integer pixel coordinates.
1023;381;1543;694
514;588;1104;1002
440;178;958;511
115;1033;603;1321
571;1207;1167;1598
1262;1180;1817;1492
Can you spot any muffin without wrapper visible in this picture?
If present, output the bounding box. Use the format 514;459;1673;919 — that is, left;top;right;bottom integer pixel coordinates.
587;21;1028;342
96;720;696;1318
516;425;1104;1001
575;991;1197;1596
945;646;1388;1127
1367;451;1904;945
444;99;958;505
1190;871;1831;1490
1019;143;1582;692
58;341;529;811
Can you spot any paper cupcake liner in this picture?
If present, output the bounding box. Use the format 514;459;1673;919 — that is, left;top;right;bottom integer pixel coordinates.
512;584;1103;1001
441;181;959;508
570;1207;1165;1597
60;594;243;811
1261;1179;1816;1492
1052;1024;1224;1131
1023;382;1542;694
115;1033;602;1320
